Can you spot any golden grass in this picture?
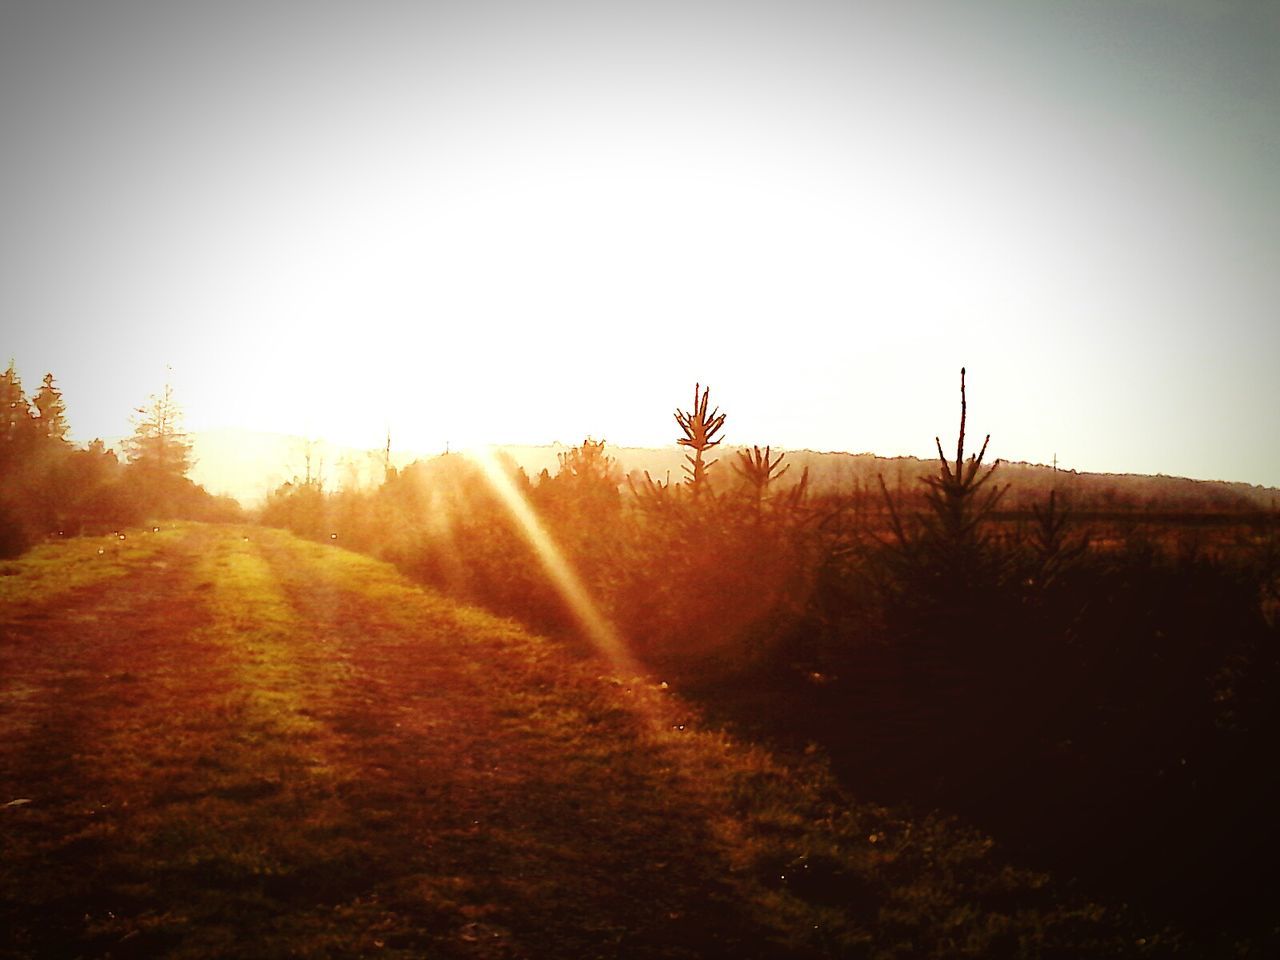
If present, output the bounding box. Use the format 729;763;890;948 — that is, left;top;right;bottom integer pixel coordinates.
0;526;167;606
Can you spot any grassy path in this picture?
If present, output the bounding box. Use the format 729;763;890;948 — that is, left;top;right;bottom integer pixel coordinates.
1;524;1134;959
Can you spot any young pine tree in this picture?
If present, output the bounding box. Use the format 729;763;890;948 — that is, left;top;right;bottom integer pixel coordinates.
675;383;726;497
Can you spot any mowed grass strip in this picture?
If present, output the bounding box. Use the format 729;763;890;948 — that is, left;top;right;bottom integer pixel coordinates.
3;525;423;959
3;524;1140;959
1;524;246;957
0;529;171;751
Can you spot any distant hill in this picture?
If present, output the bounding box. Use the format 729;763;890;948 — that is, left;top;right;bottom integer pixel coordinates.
170;430;1278;514
496;443;1280;515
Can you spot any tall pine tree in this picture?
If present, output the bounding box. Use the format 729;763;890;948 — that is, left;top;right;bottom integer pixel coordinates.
0;360;36;473
126;382;193;484
32;373;69;442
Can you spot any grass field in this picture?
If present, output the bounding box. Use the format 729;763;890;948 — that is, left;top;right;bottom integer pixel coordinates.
1;524;1150;958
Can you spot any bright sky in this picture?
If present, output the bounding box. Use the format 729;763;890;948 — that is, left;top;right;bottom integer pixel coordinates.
2;0;1277;486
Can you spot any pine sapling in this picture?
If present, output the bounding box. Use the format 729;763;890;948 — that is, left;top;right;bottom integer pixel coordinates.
675;383;726;497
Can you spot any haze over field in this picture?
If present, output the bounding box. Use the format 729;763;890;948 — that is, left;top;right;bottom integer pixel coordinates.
172;430;1280;511
2;1;1277;485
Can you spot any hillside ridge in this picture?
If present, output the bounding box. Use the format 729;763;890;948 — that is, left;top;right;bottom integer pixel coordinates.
174;428;1279;510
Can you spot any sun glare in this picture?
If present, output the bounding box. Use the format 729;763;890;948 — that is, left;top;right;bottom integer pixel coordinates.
469;447;640;680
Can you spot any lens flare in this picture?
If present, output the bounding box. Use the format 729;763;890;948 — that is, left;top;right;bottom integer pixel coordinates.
468;448;641;679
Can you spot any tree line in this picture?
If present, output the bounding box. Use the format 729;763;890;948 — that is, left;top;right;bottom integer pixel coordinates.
0;360;238;557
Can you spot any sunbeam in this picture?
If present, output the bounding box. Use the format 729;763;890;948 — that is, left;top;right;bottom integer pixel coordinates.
468;448;641;680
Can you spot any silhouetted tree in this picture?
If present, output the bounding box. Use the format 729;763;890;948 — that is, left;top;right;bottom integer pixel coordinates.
915;366;1006;551
296;437;324;490
0;360;36;468
675;383;725;497
32;373;69;443
0;361;36;553
1;360;28;429
1028;489;1088;588
732;445;810;517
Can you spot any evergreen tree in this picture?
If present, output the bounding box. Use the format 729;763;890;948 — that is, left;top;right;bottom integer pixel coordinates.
32;372;69;442
125;382;193;483
538;438;623;521
0;360;36;473
675;383;725;497
1;360;33;438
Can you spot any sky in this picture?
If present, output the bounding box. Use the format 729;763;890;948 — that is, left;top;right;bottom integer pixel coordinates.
2;0;1277;486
